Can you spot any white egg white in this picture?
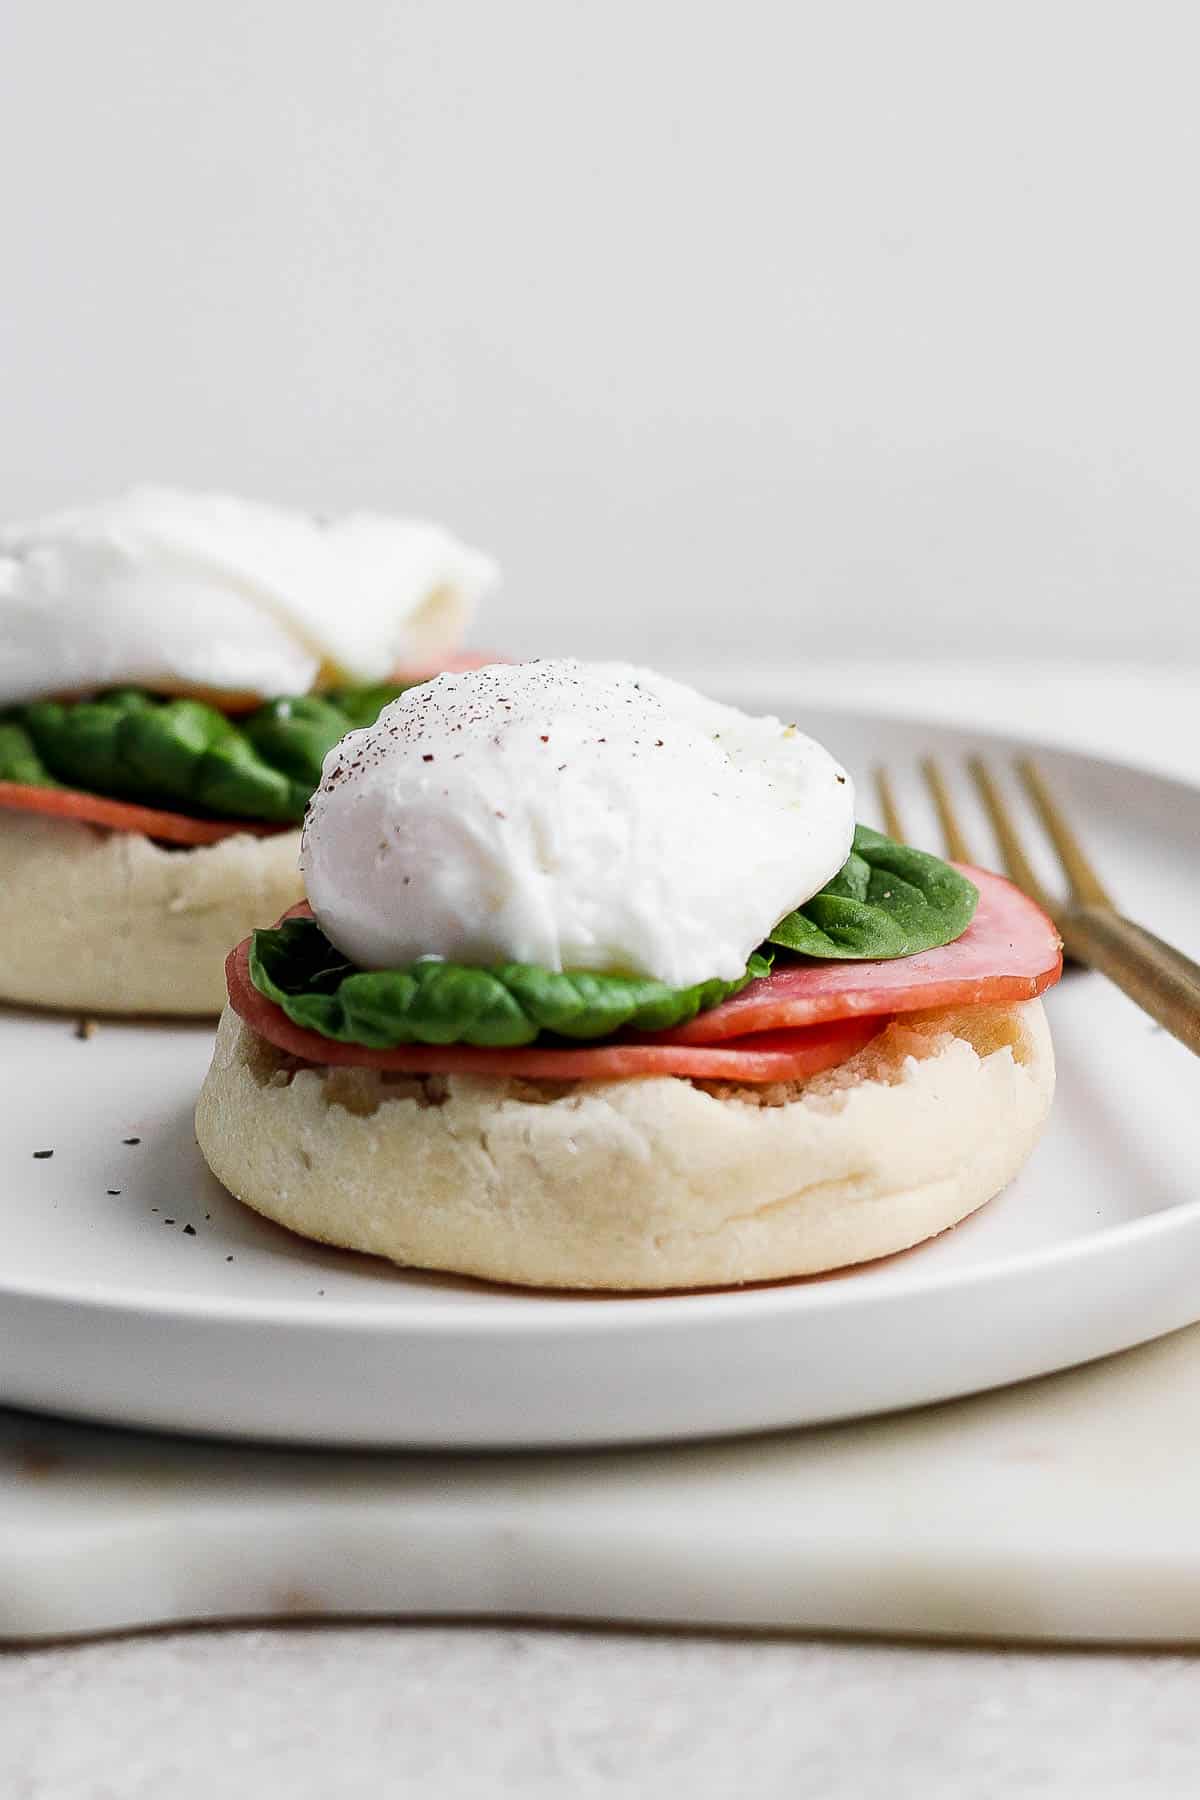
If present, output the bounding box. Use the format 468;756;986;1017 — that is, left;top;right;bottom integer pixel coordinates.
301;659;856;988
0;487;499;704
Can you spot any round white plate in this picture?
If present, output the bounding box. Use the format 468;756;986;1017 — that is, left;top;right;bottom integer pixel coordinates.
3;705;1200;1449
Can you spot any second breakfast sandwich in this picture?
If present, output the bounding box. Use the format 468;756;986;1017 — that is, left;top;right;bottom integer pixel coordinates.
197;660;1062;1291
0;487;498;1014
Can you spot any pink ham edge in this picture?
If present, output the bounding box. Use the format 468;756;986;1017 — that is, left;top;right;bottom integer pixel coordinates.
227;864;1060;1083
0;780;288;845
224;935;881;1083
393;649;505;680
649;864;1063;1044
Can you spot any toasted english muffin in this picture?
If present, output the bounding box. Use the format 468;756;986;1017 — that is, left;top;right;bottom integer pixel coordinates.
0;811;302;1015
194;999;1054;1290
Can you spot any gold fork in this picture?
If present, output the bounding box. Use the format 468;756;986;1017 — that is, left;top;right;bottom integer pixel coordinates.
874;757;1200;1057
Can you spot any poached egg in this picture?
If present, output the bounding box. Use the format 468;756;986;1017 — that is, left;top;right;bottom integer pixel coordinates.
0;486;499;705
300;660;855;987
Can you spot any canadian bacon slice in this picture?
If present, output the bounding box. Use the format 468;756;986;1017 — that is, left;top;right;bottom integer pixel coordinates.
175;649;506;712
654;866;1062;1044
0;781;287;846
395;649;506;679
225;866;1059;1082
224;936;880;1083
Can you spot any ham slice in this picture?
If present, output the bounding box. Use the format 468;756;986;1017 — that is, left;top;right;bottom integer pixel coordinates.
654;866;1062;1043
225;865;1060;1084
395;649;505;679
0;781;287;846
224;937;881;1082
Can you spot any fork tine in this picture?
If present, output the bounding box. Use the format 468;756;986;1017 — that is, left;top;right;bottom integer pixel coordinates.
874;766;907;843
967;758;1053;913
1016;759;1113;910
920;758;974;863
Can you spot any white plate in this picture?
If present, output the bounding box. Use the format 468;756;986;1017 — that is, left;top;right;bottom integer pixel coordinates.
3;705;1199;1449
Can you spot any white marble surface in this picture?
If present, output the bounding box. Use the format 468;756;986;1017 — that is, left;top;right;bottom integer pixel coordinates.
4;659;1200;1796
10;1321;1200;1649
5;1626;1200;1800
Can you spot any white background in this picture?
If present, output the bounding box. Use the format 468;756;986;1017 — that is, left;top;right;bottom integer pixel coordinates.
1;1;1197;666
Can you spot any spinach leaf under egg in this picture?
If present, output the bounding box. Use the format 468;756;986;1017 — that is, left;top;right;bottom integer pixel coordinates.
0;683;411;822
769;825;978;960
245;829;977;1050
249;917;773;1048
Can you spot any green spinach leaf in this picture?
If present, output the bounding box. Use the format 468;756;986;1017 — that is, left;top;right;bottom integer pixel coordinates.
4;683;411;823
249;917;772;1048
246;827;977;1049
0;715;59;787
769;824;977;959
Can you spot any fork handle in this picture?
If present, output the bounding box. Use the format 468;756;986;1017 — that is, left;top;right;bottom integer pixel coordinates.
1127;922;1200;994
1061;908;1200;1056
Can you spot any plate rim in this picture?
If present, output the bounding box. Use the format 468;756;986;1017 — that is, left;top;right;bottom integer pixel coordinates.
3;701;1199;1342
0;1188;1195;1333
